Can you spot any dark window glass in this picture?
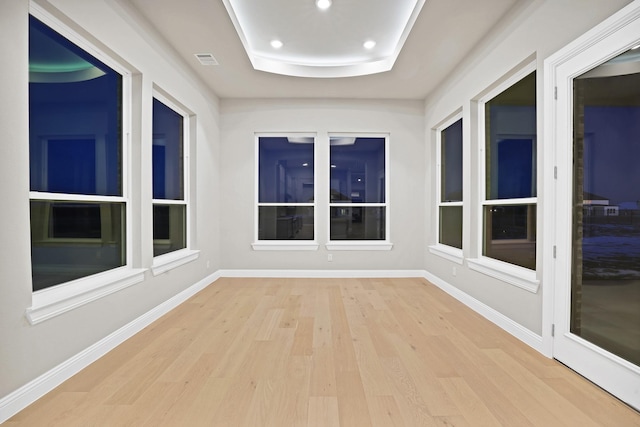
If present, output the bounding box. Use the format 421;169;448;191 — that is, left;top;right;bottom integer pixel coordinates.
152;99;184;200
259;137;314;204
30;201;125;291
441;119;463;202
258;206;314;240
330;207;385;240
29;16;125;291
29;16;122;196
440;206;462;249
330;137;385;203
153;204;186;256
570;50;640;366
257;136;314;241
483;204;536;269
485;72;536;200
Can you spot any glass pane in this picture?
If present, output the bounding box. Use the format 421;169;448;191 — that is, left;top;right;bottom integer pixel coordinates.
485;72;536;200
441;119;463;202
571;48;640;366
29;16;122;196
258;206;314;240
152;98;184;200
330;137;385;203
259;137;314;203
439;206;462;249
30;201;125;291
153;204;186;256
483;204;536;269
330;207;385;240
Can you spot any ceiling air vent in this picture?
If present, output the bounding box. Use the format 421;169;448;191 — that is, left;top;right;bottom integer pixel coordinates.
194;53;219;66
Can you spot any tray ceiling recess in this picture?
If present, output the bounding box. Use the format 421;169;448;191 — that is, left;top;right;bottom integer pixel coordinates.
221;0;425;78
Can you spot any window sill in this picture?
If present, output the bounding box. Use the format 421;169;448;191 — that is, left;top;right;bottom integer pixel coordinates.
428;244;464;264
26;267;146;325
325;242;393;251
467;257;539;293
151;249;200;276
252;242;319;251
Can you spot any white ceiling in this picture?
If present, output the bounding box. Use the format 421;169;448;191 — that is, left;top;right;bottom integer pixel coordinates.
220;0;425;78
124;0;522;100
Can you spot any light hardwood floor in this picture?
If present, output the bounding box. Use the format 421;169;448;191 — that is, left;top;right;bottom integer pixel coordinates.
6;277;640;426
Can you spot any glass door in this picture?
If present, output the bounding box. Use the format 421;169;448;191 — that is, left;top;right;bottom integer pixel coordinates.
553;36;640;411
571;52;640;369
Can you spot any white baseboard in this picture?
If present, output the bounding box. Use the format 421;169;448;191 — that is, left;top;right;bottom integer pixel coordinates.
0;268;544;424
218;269;427;278
0;270;221;425
422;270;544;353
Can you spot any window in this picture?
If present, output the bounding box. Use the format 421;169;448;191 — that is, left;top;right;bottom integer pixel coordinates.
329;136;388;242
29;15;126;291
481;70;537;270
152;97;187;257
438;118;463;250
256;136;315;243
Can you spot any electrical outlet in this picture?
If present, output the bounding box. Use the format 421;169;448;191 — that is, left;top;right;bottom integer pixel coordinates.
328;254;333;262
206;260;210;269
452;266;457;276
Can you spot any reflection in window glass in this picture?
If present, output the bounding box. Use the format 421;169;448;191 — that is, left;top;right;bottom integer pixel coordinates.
153;204;186;256
257;137;315;241
152;99;184;201
29;16;122;197
29;15;125;291
329;136;387;242
482;70;537;269
571;48;640;366
442;119;463;203
483;204;536;270
152;97;187;256
30;201;125;291
330;137;385;203
440;206;462;249
258;206;315;240
330;207;385;240
485;72;536;200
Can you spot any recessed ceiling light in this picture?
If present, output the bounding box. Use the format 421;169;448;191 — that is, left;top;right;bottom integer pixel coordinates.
316;0;332;10
363;40;376;50
270;39;283;49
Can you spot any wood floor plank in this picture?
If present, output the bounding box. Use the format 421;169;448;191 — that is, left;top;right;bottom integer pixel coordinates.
6;277;640;426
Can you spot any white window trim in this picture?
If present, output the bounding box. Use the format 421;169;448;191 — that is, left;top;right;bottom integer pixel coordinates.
253;133;318;250
151;90;193;259
476;60;538;283
327;133;391;249
26;267;146;325
467;257;539;293
429;244;463;264
430;112;464;258
151;248;200;276
27;4;138;323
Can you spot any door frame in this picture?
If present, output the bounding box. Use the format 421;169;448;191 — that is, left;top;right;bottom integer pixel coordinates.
543;0;640;410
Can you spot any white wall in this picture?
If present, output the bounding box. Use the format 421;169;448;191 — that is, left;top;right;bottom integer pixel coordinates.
220;99;425;271
0;0;221;400
423;0;633;335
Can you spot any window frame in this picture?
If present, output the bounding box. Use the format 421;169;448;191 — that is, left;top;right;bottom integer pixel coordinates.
430;113;464;264
150;90;199;273
326;133;392;251
468;61;540;292
252;133;319;251
26;4;144;325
